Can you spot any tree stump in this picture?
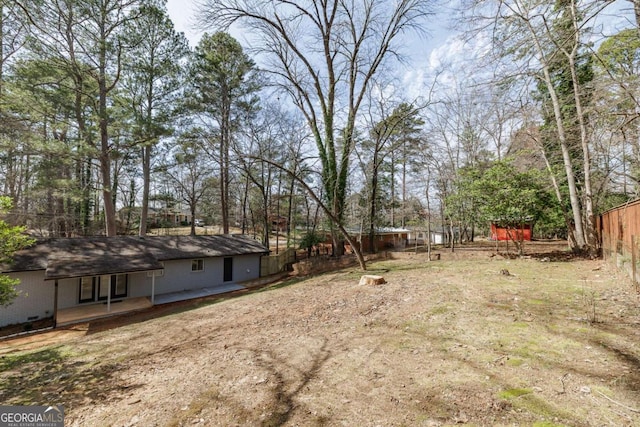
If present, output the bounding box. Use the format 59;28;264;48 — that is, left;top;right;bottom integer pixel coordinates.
359;275;386;286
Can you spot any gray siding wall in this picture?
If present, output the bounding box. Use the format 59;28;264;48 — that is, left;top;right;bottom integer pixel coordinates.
1;271;54;326
127;272;153;298
57;278;79;309
232;254;261;283
151;254;261;294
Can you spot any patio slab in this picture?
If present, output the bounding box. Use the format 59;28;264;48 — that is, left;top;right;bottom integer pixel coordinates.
152;284;246;305
56;284;247;326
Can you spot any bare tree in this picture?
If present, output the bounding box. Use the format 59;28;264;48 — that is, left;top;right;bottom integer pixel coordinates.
197;0;432;259
461;0;612;252
160;138;214;236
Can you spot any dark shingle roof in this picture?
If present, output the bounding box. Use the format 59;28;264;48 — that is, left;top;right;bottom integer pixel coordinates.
2;235;269;280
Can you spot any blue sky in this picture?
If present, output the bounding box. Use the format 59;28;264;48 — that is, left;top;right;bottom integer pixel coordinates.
165;0;458;101
164;0;636;105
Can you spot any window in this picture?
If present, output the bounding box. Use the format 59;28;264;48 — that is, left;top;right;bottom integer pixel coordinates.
97;274;128;300
79;277;96;303
192;259;204;272
98;277;110;300
112;274;128;298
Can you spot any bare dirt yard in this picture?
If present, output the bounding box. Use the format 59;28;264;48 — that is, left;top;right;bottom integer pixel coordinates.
2;242;640;426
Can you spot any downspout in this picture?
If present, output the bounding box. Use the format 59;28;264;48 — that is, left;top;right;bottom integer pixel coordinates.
53;280;59;328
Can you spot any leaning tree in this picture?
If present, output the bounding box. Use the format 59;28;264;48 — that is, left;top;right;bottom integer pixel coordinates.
197;0;432;267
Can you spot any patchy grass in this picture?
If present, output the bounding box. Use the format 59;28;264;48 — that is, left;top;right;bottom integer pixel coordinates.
498;387;533;399
2;252;639;426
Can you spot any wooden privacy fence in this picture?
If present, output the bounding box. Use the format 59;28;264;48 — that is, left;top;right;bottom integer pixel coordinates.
598;199;640;284
260;248;297;277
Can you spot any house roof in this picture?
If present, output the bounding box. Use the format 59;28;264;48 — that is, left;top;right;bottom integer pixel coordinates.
2;235;269;280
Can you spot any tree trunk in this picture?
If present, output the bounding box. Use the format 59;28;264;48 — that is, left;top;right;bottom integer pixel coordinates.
566;6;596;253
190;203;196;236
538;141;577;245
369;154;379;254
139;145;151;236
262;184;270;249
540;63;585;249
426;170;432;260
524;10;586;250
98;16;116;237
633;0;640;35
241;174;249;235
449;220;455;253
220;129;228;234
286;167;296;248
390;151;396;227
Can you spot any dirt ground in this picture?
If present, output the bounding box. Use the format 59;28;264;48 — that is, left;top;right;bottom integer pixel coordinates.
1;241;640;426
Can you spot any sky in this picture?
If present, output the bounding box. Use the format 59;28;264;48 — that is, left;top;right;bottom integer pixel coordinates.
164;0;636;106
164;0;459;102
165;0;200;44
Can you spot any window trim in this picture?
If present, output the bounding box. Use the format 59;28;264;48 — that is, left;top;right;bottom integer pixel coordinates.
191;258;204;272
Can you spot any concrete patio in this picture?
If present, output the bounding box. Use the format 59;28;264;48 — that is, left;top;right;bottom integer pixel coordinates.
56;283;249;326
56;297;153;326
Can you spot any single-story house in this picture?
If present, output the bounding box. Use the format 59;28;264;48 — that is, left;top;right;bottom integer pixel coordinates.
117;207;195;227
0;235;269;329
353;228;410;252
407;229;452;245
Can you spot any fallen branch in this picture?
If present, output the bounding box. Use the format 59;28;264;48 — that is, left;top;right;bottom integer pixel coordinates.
595;389;640;413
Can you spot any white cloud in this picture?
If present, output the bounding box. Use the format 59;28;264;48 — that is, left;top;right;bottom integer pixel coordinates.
428;36;464;70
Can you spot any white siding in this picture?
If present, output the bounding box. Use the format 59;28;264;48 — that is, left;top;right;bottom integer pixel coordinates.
1;271;53;327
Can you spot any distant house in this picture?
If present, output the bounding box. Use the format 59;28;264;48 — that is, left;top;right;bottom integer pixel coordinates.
116;207;196;231
355;228;410;252
407;229;452;245
149;208;193;226
270;215;288;233
0;235;268;329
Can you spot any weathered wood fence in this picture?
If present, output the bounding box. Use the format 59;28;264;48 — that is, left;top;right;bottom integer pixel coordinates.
598;199;640;284
260;248;297;277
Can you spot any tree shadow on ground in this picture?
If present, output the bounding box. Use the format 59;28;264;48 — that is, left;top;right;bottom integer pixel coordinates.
0;345;141;409
252;338;331;426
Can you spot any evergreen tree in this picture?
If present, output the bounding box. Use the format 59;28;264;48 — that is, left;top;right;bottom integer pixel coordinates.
0;197;35;306
188;32;261;234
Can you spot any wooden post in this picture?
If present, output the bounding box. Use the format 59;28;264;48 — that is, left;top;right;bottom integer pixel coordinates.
632;235;637;284
151;273;156;305
107;276;112;312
